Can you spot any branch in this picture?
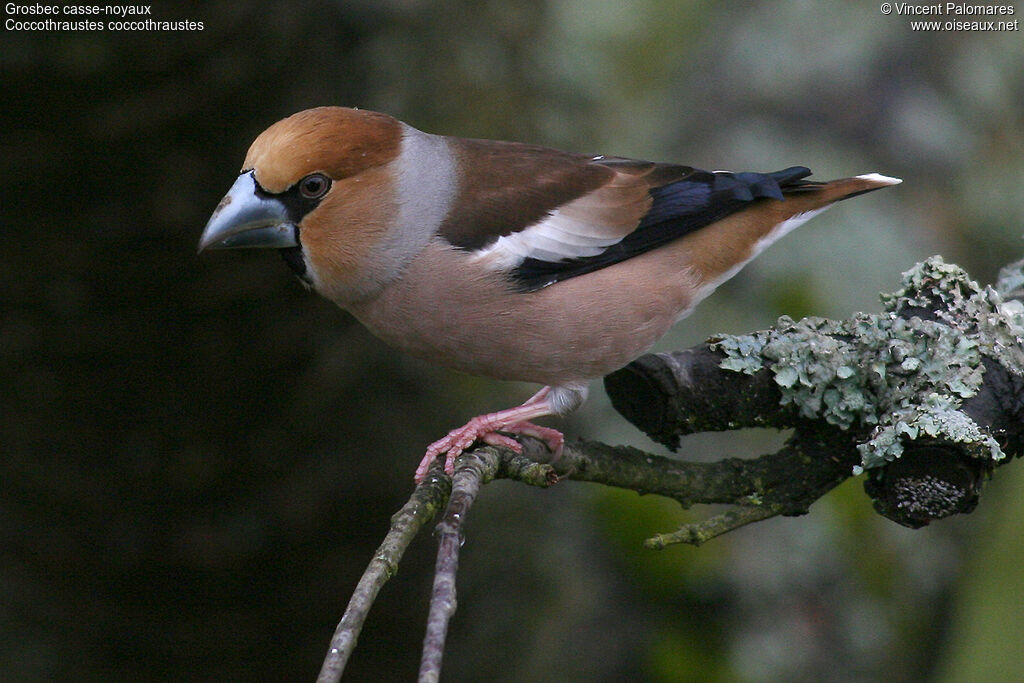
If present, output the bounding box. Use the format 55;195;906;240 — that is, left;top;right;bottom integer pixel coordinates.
316;460;451;683
542;430;858;546
418;448;500;682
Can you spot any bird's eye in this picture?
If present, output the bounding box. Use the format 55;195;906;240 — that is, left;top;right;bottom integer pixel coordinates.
299;173;330;199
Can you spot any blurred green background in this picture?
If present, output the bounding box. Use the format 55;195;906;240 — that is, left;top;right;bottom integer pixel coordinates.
2;1;1023;680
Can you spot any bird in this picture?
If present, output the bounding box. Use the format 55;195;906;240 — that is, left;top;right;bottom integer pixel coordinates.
198;106;901;482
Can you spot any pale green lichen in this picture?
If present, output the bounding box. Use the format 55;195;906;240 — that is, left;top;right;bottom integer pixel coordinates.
885;256;1024;378
712;256;1022;470
859;397;1003;467
995;258;1024;303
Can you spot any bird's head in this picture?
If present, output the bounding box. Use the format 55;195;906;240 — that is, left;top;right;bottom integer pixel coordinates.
198;106;406;302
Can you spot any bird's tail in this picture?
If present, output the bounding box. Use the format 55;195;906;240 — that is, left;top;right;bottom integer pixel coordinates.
782;172;903;200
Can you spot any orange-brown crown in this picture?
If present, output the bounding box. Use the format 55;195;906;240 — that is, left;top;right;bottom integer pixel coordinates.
243;107;403;193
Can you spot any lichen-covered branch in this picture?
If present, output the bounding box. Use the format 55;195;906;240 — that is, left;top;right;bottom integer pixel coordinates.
604;256;1024;529
602;345;799;448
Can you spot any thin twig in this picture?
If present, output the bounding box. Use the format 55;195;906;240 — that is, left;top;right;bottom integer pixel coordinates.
317;461;451;683
418;448;501;683
643;504;782;549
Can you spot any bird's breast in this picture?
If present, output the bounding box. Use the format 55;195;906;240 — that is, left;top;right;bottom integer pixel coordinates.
344;239;702;385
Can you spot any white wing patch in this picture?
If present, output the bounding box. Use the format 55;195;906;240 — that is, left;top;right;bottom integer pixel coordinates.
470;172;649;271
470;208;625;268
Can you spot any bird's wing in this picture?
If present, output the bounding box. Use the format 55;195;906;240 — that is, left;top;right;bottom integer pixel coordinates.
440;138;814;291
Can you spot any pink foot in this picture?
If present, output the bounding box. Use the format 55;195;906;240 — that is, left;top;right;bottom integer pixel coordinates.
413;388;565;483
413;420;565;482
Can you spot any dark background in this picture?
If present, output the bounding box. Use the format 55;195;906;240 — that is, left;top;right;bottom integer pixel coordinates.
3;1;1023;680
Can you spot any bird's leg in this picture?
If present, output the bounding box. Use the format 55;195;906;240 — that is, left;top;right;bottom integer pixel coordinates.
415;386;564;482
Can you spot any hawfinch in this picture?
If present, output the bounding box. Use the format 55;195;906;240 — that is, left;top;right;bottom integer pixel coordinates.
199;106;900;482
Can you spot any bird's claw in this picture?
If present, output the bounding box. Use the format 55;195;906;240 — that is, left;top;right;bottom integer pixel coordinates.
413;419;564;483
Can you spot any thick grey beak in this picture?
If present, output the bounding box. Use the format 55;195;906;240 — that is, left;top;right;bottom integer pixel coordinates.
197;172;299;252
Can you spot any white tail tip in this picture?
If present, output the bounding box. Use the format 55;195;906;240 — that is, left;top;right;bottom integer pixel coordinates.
855;173;902;185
